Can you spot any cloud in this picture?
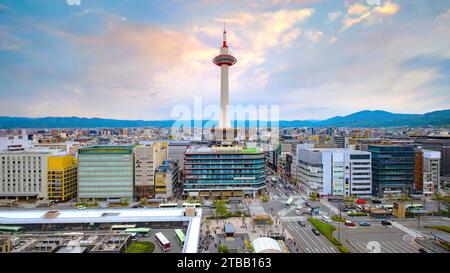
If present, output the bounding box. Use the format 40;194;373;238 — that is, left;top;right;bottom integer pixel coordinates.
341;1;400;32
326;11;342;23
305;30;324;44
347;3;368;16
435;8;450;22
328;36;338;44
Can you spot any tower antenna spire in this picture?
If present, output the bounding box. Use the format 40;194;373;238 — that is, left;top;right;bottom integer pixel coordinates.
222;21;227;47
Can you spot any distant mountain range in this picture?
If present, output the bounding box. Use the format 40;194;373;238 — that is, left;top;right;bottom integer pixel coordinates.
0;110;449;129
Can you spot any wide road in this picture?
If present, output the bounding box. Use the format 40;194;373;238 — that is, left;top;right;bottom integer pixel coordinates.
282;217;338;253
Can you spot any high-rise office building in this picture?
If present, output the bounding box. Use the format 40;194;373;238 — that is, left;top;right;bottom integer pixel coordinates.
47;155;77;201
183;145;265;199
134;142;168;199
369;145;414;198
296;146;372;197
78;146;134;202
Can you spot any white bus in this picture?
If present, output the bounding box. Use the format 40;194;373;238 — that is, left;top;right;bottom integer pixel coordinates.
155;232;171;252
111;224;136;232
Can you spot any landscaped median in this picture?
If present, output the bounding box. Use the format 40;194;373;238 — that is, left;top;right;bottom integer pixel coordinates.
425;225;450;233
125;242;155;253
308;218;350;253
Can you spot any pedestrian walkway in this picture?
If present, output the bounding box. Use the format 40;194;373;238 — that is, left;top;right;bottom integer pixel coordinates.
392;221;425;239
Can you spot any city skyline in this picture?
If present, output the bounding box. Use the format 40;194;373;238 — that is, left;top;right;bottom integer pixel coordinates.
0;0;449;121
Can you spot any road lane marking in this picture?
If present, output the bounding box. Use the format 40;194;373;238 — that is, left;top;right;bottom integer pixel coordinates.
284;221;315;253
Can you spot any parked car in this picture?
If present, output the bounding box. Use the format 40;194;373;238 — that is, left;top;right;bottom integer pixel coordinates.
77;205;86;210
311;228;320;236
100;203;109;208
297;221;305;227
381;220;392;226
321;215;332;223
358;221;371;226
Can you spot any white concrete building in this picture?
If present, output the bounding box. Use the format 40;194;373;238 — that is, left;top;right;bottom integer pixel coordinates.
0;129;31;152
295;145;372;197
423;150;441;195
0;148;65;200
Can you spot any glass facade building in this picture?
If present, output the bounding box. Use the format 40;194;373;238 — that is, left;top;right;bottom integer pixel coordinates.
183;146;265;199
78;146;134;201
368;145;414;197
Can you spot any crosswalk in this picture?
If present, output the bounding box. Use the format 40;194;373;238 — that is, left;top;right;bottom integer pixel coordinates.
391;221;425;239
350;239;420;253
281;216;307;221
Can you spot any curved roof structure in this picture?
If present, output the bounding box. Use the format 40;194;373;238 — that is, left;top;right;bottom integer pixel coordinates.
252;237;283;253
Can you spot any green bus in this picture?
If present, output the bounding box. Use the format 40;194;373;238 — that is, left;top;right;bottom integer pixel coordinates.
406;204;424;211
0;226;24;235
182;202;201;208
125;227;151;237
285;197;294;207
174;229;185;247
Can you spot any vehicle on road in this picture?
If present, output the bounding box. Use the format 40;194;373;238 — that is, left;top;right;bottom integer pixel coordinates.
297;221;305;227
301;211;312;216
77;205;86;210
285;197;294;207
131;233;139;241
100;203;108;208
418;248;427;253
381;220;392;226
296;210;301;215
296;205;303;210
345;220;356;227
358;221;371;226
321;215;332;223
132;204;144;208
311;228;320;236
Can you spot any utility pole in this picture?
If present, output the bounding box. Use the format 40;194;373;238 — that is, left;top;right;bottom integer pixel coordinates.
338;209;341;243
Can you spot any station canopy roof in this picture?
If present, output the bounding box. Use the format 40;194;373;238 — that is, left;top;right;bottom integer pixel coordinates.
252;237;283;253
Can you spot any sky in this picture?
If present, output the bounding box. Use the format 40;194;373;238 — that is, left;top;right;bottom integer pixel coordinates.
0;0;449;121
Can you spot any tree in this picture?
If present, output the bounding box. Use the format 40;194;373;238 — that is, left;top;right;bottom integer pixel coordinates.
215;200;228;218
218;244;229;253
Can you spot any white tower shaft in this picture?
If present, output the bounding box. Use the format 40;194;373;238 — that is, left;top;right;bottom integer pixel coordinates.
220;46;230;129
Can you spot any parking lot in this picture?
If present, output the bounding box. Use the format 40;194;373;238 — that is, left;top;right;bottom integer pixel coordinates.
138;228;186;253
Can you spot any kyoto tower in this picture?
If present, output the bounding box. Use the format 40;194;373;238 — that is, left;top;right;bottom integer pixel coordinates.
213;25;237;129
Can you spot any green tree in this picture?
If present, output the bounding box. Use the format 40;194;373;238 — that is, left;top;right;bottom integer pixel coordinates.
215;200;228;217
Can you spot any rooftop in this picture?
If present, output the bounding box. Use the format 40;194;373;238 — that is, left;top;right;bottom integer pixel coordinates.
252;237;283;253
186;145;263;154
0;208;202;253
